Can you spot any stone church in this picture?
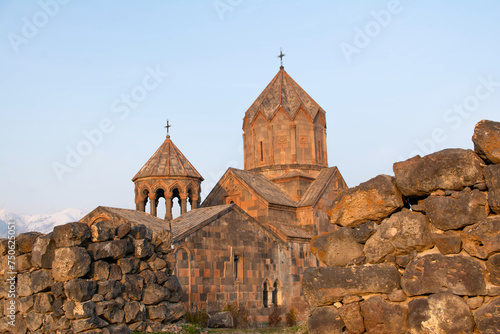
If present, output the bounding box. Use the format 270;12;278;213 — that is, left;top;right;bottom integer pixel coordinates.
81;65;347;322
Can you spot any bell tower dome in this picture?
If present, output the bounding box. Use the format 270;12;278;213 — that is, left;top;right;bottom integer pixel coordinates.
132;134;203;220
242;67;328;180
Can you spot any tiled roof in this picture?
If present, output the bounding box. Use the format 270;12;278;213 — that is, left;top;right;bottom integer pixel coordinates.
245;67;324;124
229;168;297;207
132;136;203;181
299;167;345;207
267;222;313;240
170;205;233;241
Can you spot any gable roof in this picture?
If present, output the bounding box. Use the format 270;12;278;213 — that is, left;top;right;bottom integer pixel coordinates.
245;67;325;125
132;135;203;181
227;168;297;207
80;206;168;232
170;204;287;246
170;204;233;241
298;167;348;207
267;222;313;242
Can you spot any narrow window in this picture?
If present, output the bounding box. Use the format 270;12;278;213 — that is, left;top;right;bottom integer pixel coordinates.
272;281;279;306
263;281;269;308
317;140;322;162
260;141;264;161
234;255;240;279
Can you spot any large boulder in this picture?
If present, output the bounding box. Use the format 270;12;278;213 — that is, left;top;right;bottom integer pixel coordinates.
474;297;500;334
462;217;500;259
307;306;344;334
310;227;364;266
31;233;56;269
423;188;489;230
402;254;486;296
303;263;400;307
484;164;500;214
360;296;408;334
408;293;474;334
53;222;92;248
393;149;484;197
328;175;404;227
364;209;433;263
472;119;500;164
52;247;91;282
207;311;234;328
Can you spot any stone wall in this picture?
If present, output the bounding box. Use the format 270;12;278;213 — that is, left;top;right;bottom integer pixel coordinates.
303;119;500;334
0;221;185;333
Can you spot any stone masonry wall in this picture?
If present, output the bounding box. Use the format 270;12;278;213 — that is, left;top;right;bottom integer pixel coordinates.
303;119;500;334
0;221;185;334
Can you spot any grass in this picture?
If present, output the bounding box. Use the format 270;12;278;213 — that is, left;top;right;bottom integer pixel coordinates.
133;321;308;334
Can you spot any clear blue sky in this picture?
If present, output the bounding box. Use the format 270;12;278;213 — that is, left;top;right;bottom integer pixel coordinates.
1;0;499;214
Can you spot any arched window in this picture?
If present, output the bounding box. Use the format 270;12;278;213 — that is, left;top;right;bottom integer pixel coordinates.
272;280;281;306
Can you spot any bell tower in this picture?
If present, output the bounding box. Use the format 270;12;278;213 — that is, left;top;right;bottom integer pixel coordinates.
242;66;328;181
132;127;203;220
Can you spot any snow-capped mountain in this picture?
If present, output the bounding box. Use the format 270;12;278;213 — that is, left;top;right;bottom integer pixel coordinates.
0;208;89;237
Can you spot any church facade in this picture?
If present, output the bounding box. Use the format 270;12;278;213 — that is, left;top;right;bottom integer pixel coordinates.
82;66;347;323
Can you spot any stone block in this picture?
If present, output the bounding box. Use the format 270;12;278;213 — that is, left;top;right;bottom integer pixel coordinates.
98;280;123;301
25;312;43;332
116;222;131;239
462;217;500;259
134;239;154;258
31;233;56;269
117;256;140;274
393;149;484;197
139;269;156;285
163;276;181;292
89;260;110;281
402;254;486;296
130;224;152;240
87;239;133;261
91;220;116;242
142;283;169;305
31;269;53;293
352;221;378;243
328;174;404;227
472;119;500;164
64;299;96;319
16;232;42;254
303;263;400;307
52;246;91;282
423;188;489;230
108;263;122;281
474;297;500;334
308;306;344;334
96;300;124;324
484;164;500;214
431;231;462;255
408;293;474;334
487;253;500;285
207;311;234;328
339;302;364;334
64;279;97;302
122;274;144;301
360;296;408;334
72;316;108;333
124;301;146;323
310;227;364;266
34;292;54;313
53;222;92;248
16;253;31;272
364;209;433;263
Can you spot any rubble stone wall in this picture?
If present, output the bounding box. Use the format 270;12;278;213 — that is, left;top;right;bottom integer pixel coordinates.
0;221;185;334
304;119;500;334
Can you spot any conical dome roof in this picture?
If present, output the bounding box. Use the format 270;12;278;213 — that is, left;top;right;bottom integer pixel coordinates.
132;135;203;181
244;67;325;124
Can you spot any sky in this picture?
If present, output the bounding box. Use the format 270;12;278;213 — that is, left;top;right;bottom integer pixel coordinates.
0;0;499;215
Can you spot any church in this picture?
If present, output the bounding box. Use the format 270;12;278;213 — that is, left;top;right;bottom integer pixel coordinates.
81;63;348;323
